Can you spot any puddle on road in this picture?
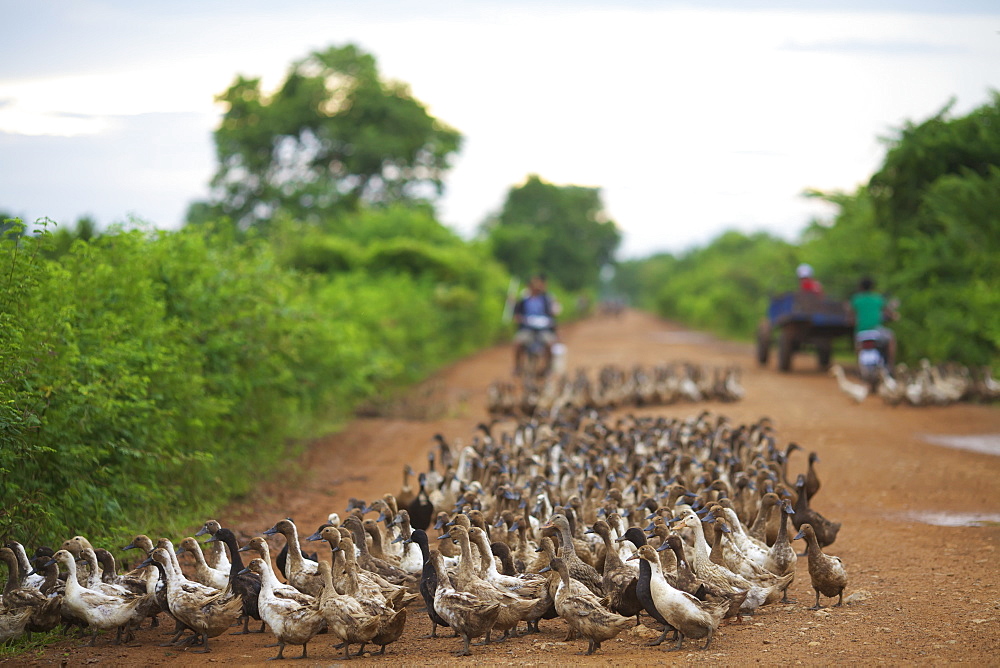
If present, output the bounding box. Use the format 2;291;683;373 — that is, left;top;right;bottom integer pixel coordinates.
919;433;1000;457
901;511;1000;527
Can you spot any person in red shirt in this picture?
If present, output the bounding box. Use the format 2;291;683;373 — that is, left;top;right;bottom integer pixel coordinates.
797;263;823;295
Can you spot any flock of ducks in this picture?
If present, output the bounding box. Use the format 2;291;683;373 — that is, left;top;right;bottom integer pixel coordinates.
488;363;746;417
831;361;1000;406
1;408;850;659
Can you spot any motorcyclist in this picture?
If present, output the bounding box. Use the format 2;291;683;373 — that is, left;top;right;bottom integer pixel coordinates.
849;276;897;368
512;274;559;376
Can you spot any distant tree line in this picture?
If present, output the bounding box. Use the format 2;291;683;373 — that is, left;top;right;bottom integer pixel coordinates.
615;92;1000;368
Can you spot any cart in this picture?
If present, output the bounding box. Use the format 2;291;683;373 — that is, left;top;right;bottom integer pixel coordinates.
757;292;854;372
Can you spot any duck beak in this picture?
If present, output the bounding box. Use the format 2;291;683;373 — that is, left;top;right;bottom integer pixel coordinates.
137;557;154;568
534;545;544;553
305;532;322;541
121;542;136;551
626;552;640;561
194;526;210;537
584;528;594;534
655;542;671;552
438;532;452;540
538;565;551;573
330;546;341;554
43;558;57;569
433;518;446;530
643;522;655;532
376;512;386;523
509;521;521;532
793;530;805;541
238;567;249;576
238;545;251;553
391;535;405;544
204;535;218;544
263;527;278;536
174;547;185;556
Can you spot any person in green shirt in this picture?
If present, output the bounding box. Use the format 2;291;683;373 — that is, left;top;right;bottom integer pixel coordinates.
850;276;897;367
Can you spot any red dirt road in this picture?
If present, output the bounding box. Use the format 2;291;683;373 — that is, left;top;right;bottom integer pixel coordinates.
7;310;1000;666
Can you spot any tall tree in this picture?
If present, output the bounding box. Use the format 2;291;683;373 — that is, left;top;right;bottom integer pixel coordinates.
484;175;620;291
205;44;463;229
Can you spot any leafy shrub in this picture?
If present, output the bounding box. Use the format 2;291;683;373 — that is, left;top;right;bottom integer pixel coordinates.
0;209;510;552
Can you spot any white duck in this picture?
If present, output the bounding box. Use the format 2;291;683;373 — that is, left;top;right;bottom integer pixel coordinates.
245;558;326;660
830;364;868;403
176;537;229;590
629;545;730;650
46;550;144;646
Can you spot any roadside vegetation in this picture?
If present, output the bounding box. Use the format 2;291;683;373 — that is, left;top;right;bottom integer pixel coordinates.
0;44;617;553
614;93;1000;368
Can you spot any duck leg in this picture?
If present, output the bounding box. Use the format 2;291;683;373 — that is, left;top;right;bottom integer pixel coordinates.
455;633;472;657
671;632;686;651
299;643;309;659
835;591;844;607
232;614;251;635
646;624;675;647
582;638;598;655
268;642;286;660
161;618;185;643
809;589;823;611
192;633;212;653
87;630;100;647
341;642;353;661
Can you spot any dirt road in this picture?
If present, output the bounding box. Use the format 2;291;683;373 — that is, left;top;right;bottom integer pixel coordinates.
9;310;1000;666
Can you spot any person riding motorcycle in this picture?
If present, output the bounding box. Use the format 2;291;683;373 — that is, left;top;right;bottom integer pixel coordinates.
513;274;559;376
849;276;897;369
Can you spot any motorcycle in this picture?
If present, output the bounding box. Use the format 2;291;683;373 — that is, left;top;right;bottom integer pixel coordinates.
855;330;889;388
856;298;899;389
520;315;555;379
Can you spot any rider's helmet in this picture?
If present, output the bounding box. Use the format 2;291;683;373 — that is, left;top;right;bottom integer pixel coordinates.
796;263;814;278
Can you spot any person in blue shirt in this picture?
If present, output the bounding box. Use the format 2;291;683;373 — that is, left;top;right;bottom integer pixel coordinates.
513;274;559;375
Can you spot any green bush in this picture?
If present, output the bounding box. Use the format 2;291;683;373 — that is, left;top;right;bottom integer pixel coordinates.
0;209;510;552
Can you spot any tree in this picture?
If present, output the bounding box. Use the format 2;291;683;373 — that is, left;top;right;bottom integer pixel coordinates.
869;91;1000;247
204;44;463;229
483;175;620;291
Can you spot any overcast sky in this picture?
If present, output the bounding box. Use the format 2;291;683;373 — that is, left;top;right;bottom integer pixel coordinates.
1;1;998;257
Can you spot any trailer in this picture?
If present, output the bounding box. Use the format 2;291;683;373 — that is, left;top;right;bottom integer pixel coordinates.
757;292;854;372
